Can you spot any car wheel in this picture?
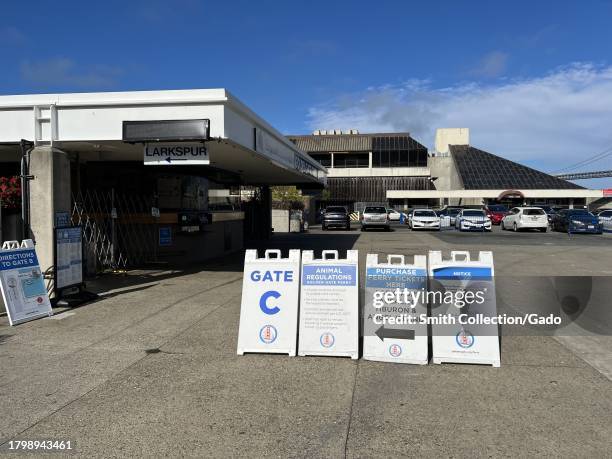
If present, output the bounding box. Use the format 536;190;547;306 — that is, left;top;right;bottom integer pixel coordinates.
540;227;547;233
345;223;350;230
513;222;518;232
322;224;327;231
501;221;505;230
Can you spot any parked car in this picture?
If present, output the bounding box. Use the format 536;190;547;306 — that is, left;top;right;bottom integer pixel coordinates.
484;204;508;225
404;209;414;227
501;207;548;232
597;209;612;232
551;209;602;234
321;206;350;230
411;209;441;230
455;209;492;232
361;206;390;231
438;207;462;225
534;205;557;224
386;208;404;222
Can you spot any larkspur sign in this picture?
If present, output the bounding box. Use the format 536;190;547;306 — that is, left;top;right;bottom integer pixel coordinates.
144;142;209;165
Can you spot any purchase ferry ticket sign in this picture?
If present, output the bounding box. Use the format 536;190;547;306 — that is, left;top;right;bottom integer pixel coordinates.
298;250;359;359
363;254;428;364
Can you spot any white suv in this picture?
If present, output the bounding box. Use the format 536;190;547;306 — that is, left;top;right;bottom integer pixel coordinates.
501;207;548;232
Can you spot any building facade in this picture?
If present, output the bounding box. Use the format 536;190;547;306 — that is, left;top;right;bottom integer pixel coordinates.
289;128;604;211
287;131;434;211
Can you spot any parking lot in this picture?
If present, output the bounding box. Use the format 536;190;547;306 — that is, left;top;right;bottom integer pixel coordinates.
1;223;611;457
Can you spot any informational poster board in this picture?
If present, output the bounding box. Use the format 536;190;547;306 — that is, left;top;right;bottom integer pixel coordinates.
363;254;428;364
55;227;83;290
237;249;300;356
159;227;172;246
428;251;500;367
298;250;359;359
0;240;53;326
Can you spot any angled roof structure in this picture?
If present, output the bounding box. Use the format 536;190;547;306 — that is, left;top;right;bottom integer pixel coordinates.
450;145;583;190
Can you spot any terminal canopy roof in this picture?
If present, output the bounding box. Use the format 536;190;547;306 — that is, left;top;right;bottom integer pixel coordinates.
0;89;326;187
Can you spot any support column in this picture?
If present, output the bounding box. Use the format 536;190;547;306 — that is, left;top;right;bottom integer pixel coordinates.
28;147;71;284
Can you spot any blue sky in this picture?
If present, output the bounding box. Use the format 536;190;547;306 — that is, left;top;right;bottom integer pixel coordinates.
1;0;612;187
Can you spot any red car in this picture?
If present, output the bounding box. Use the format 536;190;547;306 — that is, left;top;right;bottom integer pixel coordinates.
484;204;508;225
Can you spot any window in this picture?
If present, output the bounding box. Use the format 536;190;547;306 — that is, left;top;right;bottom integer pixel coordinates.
524;209;545;215
310;153;331;167
333;153;368;168
364;206;386;214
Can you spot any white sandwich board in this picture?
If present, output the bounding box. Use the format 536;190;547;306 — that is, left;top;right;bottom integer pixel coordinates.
298;250;359;359
237;249;300;356
0;240;53;326
363;253;428;364
428;250;500;367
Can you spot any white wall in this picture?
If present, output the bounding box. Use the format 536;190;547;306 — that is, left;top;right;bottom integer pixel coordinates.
435;128;470;153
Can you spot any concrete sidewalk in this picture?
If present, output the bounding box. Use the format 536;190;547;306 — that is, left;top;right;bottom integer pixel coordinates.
1;227;611;457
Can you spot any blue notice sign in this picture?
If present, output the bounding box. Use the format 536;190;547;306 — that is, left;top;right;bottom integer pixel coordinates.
159;227;172;246
302;265;356;286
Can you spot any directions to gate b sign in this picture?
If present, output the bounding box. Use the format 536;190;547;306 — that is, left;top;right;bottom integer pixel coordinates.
237;250;300;356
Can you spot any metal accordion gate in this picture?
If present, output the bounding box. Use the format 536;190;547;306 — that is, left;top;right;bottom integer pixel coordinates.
71;189;158;272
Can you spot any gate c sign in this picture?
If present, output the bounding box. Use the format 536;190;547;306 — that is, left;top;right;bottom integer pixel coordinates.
237;249;300;356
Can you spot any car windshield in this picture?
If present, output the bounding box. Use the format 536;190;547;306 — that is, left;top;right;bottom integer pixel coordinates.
325;207;346;213
568;209;593;216
387;209;398;213
487;205;507;212
414;210;436;217
463;210;485;217
600;210;612;217
364;207;386;214
448;209;461;216
524;209;545;215
538;206;553;213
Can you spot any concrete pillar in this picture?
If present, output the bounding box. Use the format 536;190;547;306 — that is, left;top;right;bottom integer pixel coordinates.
569;198;574;209
368;151;373;168
29;147;71;280
330;153;334;169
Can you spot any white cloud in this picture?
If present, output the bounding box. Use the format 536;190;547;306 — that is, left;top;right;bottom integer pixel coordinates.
21;58;122;89
469;51;509;78
307;63;612;182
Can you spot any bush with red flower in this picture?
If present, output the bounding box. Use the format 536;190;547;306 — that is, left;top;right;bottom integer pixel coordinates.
0;176;21;209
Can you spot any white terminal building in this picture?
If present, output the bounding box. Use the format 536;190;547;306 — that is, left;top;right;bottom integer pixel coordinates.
288;128;605;212
0;89;327;282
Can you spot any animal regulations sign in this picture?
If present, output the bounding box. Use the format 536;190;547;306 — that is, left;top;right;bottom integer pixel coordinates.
144;142;209;165
0;240;53;326
363;254;428;364
237;249;300;356
428;251;500;367
298;250;359;359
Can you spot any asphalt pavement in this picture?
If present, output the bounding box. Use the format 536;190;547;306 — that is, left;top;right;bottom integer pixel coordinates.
0;223;611;457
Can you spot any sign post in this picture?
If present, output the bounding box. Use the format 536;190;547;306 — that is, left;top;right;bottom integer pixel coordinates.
237;249;300;356
428;250;500;367
363;254;428;364
298;250;359;359
0;239;52;326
